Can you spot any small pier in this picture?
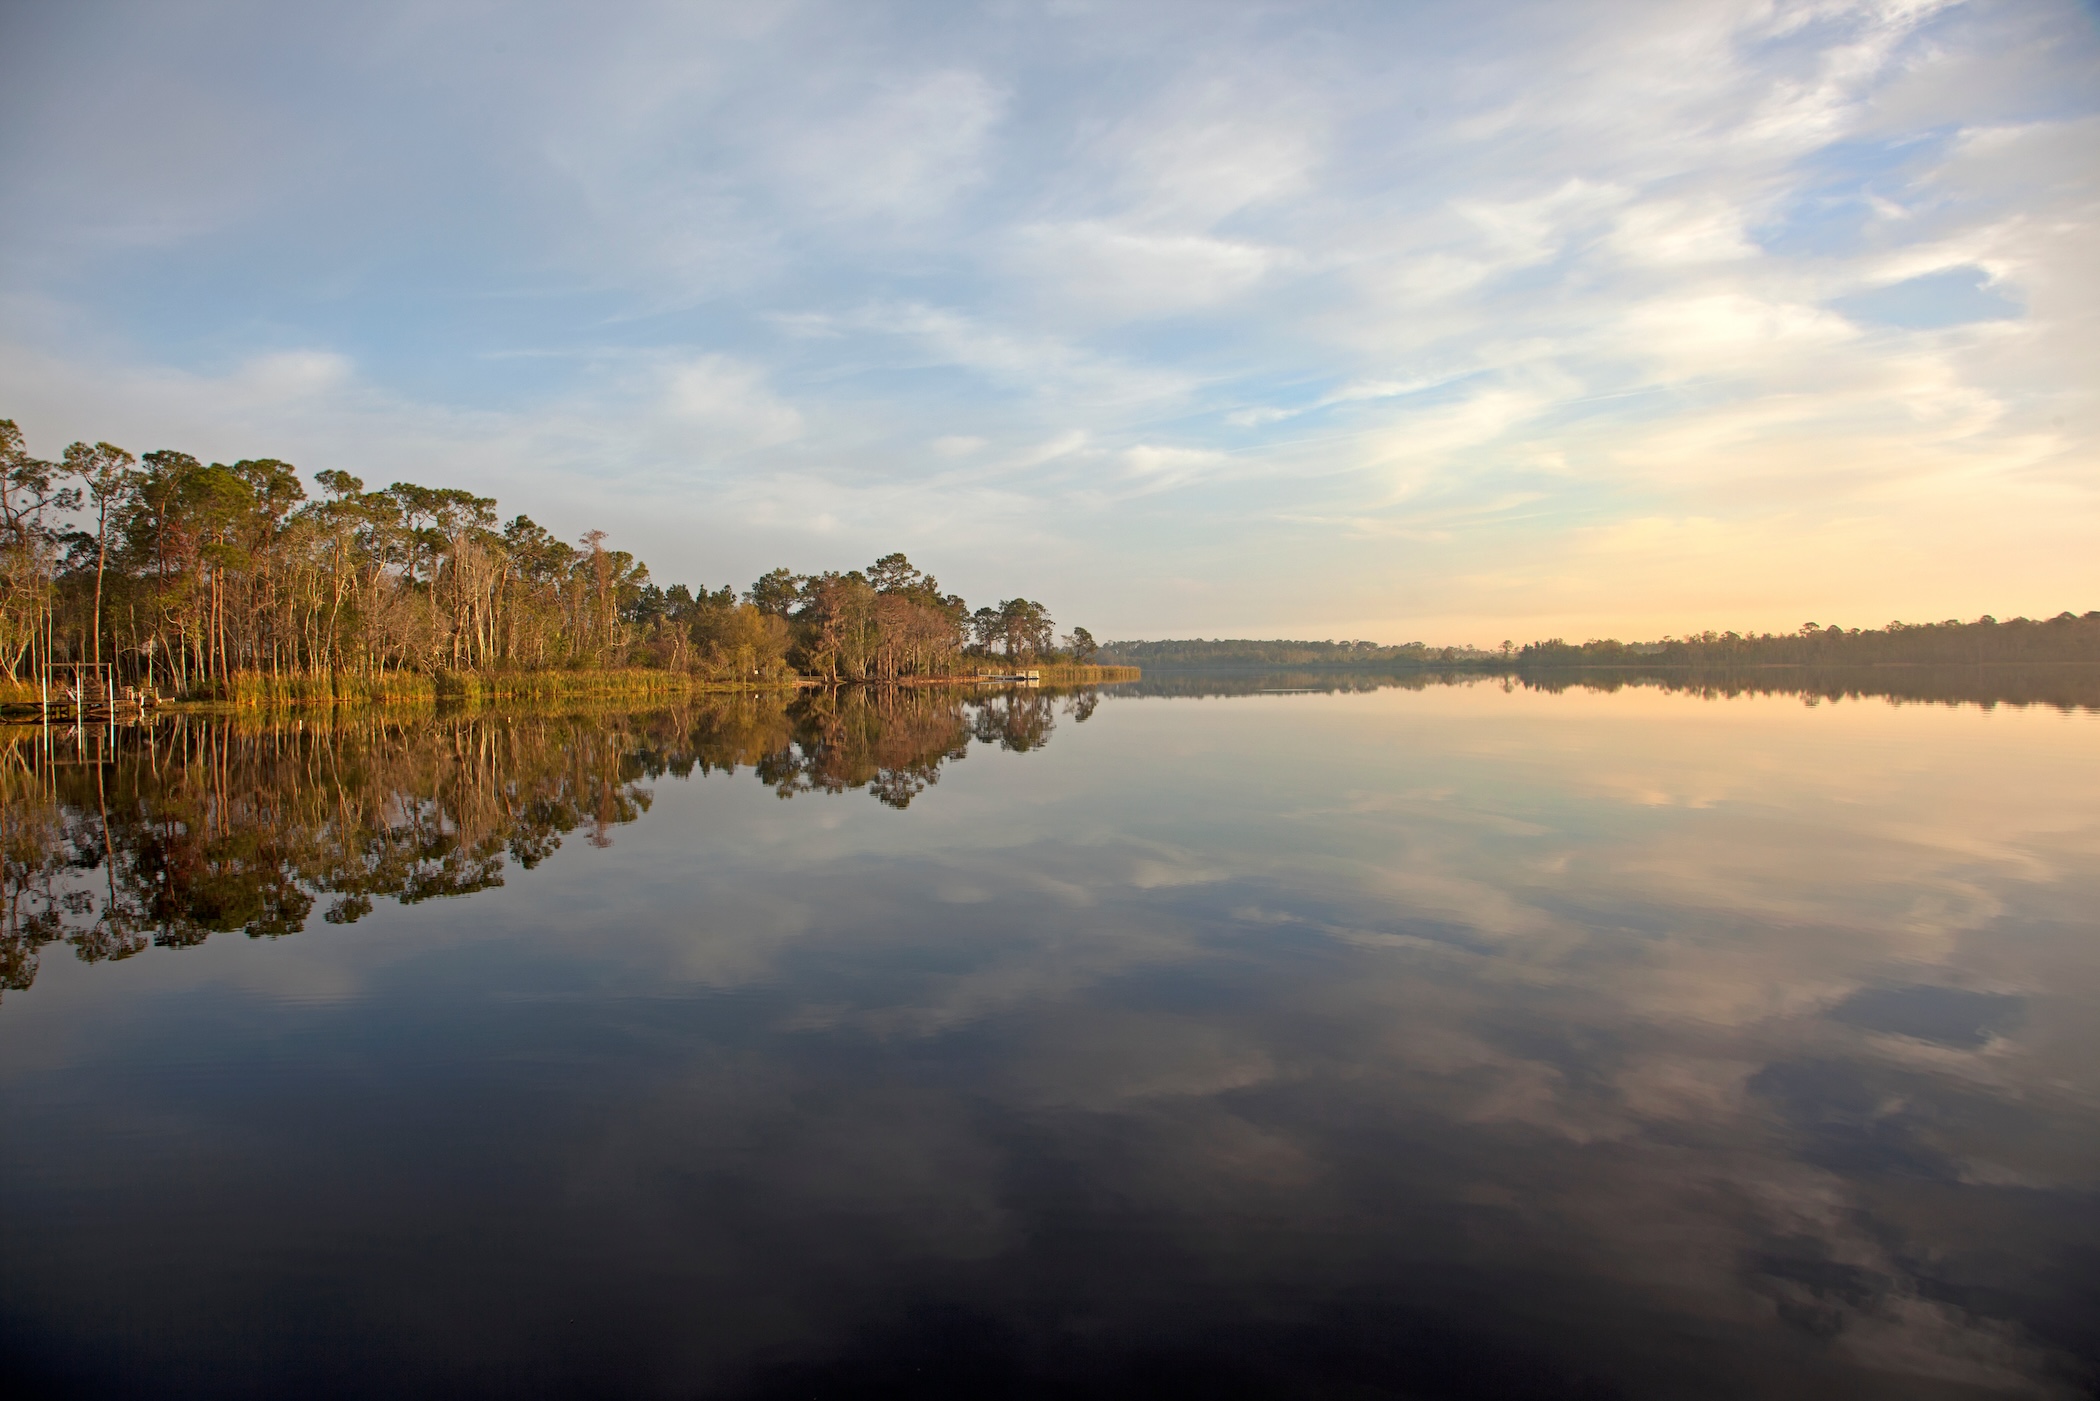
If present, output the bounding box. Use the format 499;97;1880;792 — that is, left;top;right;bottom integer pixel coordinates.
1;664;160;726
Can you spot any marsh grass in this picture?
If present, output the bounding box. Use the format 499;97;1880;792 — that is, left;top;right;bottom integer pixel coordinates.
1;662;1134;713
213;668;802;708
969;663;1140;684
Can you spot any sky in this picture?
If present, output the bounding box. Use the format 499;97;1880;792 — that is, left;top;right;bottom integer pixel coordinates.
1;0;2095;645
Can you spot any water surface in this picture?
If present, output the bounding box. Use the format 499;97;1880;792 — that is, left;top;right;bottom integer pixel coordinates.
3;680;2097;1398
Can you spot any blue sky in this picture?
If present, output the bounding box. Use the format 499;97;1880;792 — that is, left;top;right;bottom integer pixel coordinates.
2;0;2095;642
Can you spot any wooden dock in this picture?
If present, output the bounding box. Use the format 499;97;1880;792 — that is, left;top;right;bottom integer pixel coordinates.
1;664;159;725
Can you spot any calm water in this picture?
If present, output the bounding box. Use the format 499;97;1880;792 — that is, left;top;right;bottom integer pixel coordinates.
3;679;2097;1399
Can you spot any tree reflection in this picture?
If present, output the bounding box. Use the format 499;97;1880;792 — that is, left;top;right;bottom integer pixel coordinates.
0;686;1094;998
1123;664;2100;710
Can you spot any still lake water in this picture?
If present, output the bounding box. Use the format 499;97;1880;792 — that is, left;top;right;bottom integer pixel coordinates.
3;677;2097;1399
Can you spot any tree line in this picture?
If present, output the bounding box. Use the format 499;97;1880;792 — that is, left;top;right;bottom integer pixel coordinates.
0;418;1097;696
1096;638;1491;667
1515;613;2100;667
1102;613;2100;671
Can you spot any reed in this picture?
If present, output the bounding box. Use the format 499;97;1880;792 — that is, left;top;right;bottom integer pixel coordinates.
1036;663;1140;684
1;661;1134;714
192;667;793;709
965;663;1140;684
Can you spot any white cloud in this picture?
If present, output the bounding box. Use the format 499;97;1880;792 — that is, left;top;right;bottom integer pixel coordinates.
1122;444;1223;489
1451;179;1628;268
1090;75;1328;227
1606;198;1758;267
835;301;1196;408
235;350;355;400
774;69;1006;222
1617;293;1860;376
1009;221;1281;317
661;355;802;450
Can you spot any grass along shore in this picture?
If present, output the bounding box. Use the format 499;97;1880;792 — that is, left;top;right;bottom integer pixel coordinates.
967;663;1140;685
0;662;1140;712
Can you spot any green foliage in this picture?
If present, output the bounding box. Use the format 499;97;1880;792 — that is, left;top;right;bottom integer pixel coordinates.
734;553;978;683
0;418;1101;699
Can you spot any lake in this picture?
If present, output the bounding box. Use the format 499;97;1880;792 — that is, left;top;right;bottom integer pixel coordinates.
3;676;2097;1399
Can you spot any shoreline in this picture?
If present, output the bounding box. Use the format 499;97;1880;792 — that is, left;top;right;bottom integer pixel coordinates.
0;663;1142;718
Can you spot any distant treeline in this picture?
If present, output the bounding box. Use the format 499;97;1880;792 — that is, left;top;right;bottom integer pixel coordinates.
1098;638;1491;667
1103;613;2100;671
1517;613;2100;667
0;419;1099;697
